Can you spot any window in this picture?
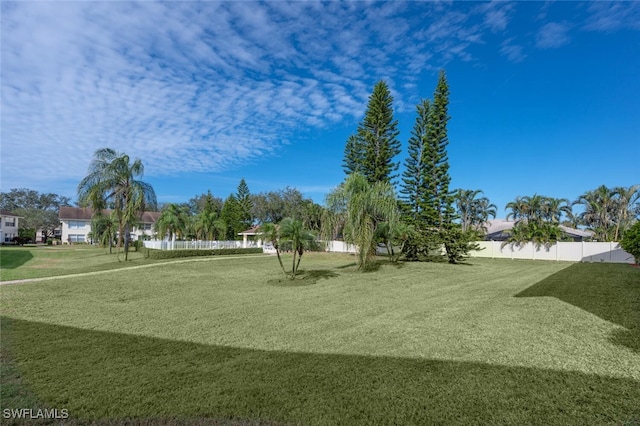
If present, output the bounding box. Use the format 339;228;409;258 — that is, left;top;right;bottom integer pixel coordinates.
68;221;86;229
4;233;16;242
68;234;86;243
5;218;16;227
143;223;152;231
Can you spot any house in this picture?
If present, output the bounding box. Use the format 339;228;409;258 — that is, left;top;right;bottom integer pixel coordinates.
0;210;21;243
483;219;594;242
59;207;160;243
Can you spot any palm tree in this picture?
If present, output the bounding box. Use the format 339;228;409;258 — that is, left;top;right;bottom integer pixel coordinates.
91;213;117;253
455;189;497;232
505;196;528;223
78;148;157;260
259;222;287;277
155;203;189;241
543;197;572;224
279;218;315;279
612;184;640;241
574;185;616;241
323;172;398;270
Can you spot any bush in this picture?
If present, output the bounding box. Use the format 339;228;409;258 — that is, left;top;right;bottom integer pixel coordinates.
145;247;263;260
620;222;640;265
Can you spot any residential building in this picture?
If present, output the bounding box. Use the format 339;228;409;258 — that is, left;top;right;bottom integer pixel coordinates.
0;210;21;243
59;207;160;243
483;219;594;242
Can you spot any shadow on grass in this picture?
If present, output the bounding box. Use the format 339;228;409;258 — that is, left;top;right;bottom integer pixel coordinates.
516;263;640;352
267;269;340;287
2;316;639;425
0;248;34;270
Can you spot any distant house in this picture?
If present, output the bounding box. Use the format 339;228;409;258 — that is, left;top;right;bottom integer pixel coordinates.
59;207;160;243
483;219;594;242
0;210;21;243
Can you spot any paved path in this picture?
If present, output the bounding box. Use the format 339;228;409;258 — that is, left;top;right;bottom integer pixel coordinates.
0;254;269;286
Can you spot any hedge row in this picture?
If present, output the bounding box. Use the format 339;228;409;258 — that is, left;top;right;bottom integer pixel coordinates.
145;247;264;259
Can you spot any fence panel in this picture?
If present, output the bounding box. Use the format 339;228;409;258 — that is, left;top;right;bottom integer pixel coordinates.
470;241;633;264
143;240;250;251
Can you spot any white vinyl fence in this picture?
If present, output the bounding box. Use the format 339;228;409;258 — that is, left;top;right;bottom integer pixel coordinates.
143;239;634;264
469;241;635;264
143;240;257;251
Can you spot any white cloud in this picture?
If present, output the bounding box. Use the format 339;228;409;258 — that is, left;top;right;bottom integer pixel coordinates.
584;2;640;32
500;39;527;63
536;22;571;49
0;1;549;196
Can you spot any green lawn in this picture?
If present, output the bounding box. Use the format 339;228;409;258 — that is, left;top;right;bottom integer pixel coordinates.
0;245;159;282
1;253;639;424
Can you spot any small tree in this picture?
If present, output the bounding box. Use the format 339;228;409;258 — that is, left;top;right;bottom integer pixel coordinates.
259;222;287;277
279;218;315;279
620;221;640;265
260;220;314;280
323;173;398;270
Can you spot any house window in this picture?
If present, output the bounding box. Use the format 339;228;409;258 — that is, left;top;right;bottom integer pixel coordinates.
143;223;152;231
4;233;16;242
68;221;86;229
5;218;15;227
68;234;86;243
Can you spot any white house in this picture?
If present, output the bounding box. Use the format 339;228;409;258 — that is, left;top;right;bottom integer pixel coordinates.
0;210;21;243
59;207;160;243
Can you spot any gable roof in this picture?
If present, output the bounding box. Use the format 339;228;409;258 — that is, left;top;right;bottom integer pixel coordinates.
59;206;160;223
0;210;22;218
238;225;261;236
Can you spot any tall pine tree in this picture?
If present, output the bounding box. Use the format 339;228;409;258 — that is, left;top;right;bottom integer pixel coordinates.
400;98;430;225
342;134;364;175
343;81;400;185
401;70;475;263
236;178;253;230
423;70;454;229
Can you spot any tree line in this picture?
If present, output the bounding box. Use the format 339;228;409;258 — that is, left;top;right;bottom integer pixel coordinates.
2;71;637;266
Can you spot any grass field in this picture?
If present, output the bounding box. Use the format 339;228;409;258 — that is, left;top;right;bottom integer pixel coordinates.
0;245;159;282
1;250;639;424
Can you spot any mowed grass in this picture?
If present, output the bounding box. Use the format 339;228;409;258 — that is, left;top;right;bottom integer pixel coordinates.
1;253;639;424
0;245;160;281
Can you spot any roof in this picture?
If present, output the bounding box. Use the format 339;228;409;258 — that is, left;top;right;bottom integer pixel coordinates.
0;210;22;218
59;206;160;223
484;219;594;238
238;225;261;236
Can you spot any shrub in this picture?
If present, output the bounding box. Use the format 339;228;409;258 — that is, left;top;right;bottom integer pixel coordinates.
145;247;263;260
620;222;640;265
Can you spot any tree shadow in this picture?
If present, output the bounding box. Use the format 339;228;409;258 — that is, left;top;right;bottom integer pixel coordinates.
336;262;357;270
0;248;34;270
2;316;639;425
515;263;640;353
267;269;339;287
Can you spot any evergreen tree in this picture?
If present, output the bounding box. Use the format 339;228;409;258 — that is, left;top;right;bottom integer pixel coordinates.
342;134;364;175
343;81;400;185
220;195;243;239
236;178;253;230
400;99;430;225
423;70;453;229
401;70;475;263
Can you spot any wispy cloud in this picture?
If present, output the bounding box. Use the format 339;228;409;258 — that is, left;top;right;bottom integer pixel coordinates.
500;39;527;63
584;1;640;32
2;1;502;196
536;22;571;49
5;1;631;198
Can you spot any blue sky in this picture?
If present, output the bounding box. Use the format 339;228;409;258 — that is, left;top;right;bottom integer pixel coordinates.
2;1;639;215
